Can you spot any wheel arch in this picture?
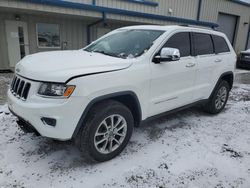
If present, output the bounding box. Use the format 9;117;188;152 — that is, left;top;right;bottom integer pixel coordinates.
72;91;142;139
209;71;234;99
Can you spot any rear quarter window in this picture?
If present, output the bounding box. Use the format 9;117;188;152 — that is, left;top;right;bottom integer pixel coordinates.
193;33;214;56
212;35;230;54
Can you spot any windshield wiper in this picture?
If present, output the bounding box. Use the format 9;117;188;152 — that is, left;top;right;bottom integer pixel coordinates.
83;49;90;52
92;50;121;58
117;53;128;59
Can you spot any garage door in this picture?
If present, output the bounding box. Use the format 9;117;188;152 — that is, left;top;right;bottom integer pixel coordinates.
217;13;238;45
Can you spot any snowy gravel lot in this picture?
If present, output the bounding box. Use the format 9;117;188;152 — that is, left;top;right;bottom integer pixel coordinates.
0;74;250;188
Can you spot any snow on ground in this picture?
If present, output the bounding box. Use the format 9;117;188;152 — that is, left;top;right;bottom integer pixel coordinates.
0;73;12;105
0;84;250;188
235;68;250;74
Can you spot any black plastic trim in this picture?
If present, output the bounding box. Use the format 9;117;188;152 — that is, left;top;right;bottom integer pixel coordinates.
72;91;142;139
141;99;208;125
209;71;234;99
9;107;40;135
41;117;57;127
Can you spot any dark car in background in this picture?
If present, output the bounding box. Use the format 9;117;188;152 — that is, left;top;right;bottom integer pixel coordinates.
237;49;250;69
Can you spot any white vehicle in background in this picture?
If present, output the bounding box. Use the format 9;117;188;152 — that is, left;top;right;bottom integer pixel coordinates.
8;25;236;162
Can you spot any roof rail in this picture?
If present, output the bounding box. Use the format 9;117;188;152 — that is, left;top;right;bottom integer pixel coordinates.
178;24;218;30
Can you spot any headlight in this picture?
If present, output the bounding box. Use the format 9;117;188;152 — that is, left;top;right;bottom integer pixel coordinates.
38;83;75;98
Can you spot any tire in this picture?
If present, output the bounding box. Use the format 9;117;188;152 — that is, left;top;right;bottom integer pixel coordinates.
204;80;230;114
75;100;134;162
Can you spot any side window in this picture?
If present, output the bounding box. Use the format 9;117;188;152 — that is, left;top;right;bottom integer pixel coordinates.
163;32;191;57
212;35;230;53
193;33;214;56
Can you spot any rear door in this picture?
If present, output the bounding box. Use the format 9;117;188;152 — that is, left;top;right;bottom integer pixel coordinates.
149;32;197;116
192;32;219;100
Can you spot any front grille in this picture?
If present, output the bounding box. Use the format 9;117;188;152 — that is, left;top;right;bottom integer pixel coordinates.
10;75;31;100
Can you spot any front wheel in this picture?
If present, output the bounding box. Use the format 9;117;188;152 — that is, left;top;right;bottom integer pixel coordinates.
204;80;230;114
76;100;134;162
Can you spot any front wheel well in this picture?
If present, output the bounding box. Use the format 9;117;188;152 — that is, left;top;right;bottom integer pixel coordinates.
72;92;142;139
87;93;142;126
111;94;141;127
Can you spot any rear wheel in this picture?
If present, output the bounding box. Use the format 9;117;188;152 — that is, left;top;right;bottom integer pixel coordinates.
204;80;230;114
75;100;134;162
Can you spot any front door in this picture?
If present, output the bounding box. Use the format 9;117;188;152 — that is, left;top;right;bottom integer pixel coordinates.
149;32;197;117
5;20;29;68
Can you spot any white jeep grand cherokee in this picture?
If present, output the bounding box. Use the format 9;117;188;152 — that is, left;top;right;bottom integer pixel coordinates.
8;25;236;162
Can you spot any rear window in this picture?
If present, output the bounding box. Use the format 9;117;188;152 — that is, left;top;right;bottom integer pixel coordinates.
212;35;230;54
193;33;214;56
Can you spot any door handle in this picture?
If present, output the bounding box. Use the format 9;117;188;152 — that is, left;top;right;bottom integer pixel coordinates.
215;58;222;63
186;62;195;68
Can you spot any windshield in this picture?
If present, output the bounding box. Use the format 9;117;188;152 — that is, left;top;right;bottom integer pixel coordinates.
84;29;164;58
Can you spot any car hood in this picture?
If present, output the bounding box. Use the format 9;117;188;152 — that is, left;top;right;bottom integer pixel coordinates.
15;50;132;83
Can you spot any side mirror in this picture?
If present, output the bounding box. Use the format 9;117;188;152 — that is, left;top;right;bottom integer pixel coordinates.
153;47;180;63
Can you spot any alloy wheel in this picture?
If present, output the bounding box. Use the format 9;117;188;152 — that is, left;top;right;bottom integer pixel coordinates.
94;114;127;154
215;86;228;110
